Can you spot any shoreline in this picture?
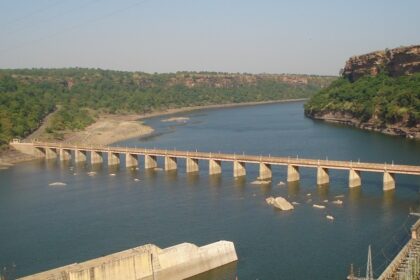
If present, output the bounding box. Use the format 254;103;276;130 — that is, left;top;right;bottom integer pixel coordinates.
307;114;420;140
134;98;308;121
0;99;306;166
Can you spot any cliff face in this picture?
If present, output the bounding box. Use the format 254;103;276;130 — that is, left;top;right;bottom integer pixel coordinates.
9;71;334;90
342;45;420;82
305;45;420;140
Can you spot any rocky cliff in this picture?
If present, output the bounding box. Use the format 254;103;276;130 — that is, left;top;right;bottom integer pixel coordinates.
343;45;420;82
305;45;420;140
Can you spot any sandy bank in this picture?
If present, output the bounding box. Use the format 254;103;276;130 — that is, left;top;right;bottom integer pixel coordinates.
1;99;306;165
62;114;154;145
1;115;154;165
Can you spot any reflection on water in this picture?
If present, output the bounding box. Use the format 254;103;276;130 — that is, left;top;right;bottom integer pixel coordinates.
144;168;158;180
164;170;178;183
187;172;200;186
382;190;396;208
349;186;362;202
317;184;329;199
209;174;222;188
233;177;246;190
287;181;300;197
257;182;272;196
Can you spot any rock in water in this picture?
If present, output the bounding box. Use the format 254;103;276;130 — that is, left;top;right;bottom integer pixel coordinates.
161;117;190;123
49;182;66;186
266;196;294;211
251;180;271;185
265;197;275;205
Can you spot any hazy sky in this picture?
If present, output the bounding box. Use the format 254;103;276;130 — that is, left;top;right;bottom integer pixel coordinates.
0;0;419;75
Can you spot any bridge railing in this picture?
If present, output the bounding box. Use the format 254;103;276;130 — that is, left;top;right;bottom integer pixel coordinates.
25;141;420;175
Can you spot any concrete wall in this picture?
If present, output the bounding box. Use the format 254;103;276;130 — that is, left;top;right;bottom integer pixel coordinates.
18;241;237;280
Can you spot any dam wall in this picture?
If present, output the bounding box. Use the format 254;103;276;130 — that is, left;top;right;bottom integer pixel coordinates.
18;241;238;280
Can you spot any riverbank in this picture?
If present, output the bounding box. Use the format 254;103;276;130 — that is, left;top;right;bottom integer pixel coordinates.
135;98;308;120
0;147;37;167
308;112;420;140
0;99;306;166
59;114;154;145
0;114;155;166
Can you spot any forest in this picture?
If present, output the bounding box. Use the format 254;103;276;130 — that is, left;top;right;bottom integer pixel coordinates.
0;68;335;147
304;72;420;127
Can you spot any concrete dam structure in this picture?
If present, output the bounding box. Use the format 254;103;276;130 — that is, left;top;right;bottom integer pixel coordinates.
18;241;238;280
11;140;420;191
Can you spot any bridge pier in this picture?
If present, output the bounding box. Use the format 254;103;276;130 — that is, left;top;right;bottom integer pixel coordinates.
209;159;221;175
317;167;329;185
107;152;120;166
233;161;246;178
59;149;71;161
74;150;87;163
349;169;361;188
258;163;272;180
186;157;199;173
91;151;103;164
45;148;57;159
287;165;300;182
33;147;46;157
145;155;157;169
125;153;138;168
383;171;395;191
10;143;419;192
165;156;177;171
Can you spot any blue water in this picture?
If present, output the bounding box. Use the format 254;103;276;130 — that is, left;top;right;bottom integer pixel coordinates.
1;101;420;279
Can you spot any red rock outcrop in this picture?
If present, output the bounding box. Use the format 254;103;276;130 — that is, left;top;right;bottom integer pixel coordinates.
342;45;420;82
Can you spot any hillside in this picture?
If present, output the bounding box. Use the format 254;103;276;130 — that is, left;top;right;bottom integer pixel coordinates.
305;45;420;139
0;68;335;147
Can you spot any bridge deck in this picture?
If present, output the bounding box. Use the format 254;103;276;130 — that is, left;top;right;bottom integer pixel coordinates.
31;142;420;176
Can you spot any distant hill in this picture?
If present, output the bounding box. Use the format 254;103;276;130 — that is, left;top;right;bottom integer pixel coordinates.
0;68;335;147
305;45;420;139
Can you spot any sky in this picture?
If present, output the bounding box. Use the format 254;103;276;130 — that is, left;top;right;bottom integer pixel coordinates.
0;0;419;75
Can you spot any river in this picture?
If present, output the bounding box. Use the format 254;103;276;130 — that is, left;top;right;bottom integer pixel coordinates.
1;101;420;279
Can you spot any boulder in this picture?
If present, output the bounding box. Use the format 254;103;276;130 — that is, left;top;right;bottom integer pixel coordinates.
266;196;294;211
251;180;271;185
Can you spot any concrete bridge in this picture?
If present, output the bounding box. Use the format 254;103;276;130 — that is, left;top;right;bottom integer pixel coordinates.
11;140;420;191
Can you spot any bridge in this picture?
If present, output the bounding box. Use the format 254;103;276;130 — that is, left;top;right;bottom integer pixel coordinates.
10;140;420;191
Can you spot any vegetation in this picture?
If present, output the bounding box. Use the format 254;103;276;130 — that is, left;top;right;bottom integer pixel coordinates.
304;73;420;127
0;68;335;147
